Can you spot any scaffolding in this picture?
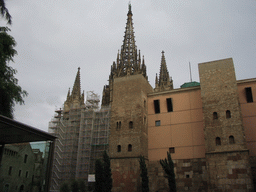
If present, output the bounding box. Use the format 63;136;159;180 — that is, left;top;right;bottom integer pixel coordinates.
49;91;110;191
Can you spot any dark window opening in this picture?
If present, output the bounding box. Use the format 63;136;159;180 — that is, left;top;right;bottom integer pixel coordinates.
169;147;175;153
117;145;121;152
213;112;218;120
155;120;161;126
129;121;133;129
226;110;231;118
8;166;12;175
128;144;132;152
216;137;221;146
4;184;9;192
26;171;28;178
186;174;190;178
144;116;146;125
166;98;173;112
24;154;28;163
119;121;121;129
245;87;253;103
229;135;235;144
154;100;160;114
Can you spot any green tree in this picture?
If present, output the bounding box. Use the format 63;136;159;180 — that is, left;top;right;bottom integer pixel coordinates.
70;180;79;192
102;150;112;192
139;155;149;192
77;179;87;192
60;182;70;192
0;27;27;118
0;0;12;24
160;152;176;192
95;159;104;192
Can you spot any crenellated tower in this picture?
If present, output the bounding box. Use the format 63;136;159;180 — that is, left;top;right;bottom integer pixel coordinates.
154;51;173;92
107;4;153;192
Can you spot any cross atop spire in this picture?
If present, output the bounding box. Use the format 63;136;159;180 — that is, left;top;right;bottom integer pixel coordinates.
109;3;147;80
128;2;132;15
71;67;81;97
155;51;173;92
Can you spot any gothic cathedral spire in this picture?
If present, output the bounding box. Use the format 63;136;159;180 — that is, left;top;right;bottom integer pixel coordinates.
64;67;84;111
109;3;147;79
154;51;173;92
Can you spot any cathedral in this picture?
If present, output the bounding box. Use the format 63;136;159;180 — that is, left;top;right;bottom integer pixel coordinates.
49;4;256;192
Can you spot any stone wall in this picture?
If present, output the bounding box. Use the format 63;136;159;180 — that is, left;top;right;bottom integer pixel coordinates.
206;151;253;191
149;158;208;192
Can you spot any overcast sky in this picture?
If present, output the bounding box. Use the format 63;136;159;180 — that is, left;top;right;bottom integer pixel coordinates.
1;0;256;132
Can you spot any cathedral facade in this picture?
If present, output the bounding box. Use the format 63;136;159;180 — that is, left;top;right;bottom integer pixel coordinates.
49;4;256;192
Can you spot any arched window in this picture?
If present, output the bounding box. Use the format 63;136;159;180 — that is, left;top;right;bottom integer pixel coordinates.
128;144;132;152
4;184;9;192
129;121;133;129
216;137;221;146
226;110;231;118
19;185;24;192
117;145;121;152
213;112;218;120
229;135;235;144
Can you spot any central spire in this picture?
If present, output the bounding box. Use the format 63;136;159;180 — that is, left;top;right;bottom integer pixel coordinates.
109;3;147;79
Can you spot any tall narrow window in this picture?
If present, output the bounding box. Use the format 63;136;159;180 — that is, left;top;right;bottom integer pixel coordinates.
213;112;218;120
129;121;133;129
24;154;28;163
128;144;132;152
119;121;121;129
116;122;119;130
226;110;231;118
245;87;253;103
8;166;12;175
117;145;121;152
166;98;173;112
154;100;160;114
229;135;235;144
26;171;29;178
216;137;221;146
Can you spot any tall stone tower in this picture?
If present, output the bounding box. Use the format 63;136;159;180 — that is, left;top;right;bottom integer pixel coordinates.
199;58;253;191
107;4;153;192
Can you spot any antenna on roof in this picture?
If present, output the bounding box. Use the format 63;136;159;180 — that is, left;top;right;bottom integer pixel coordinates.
189;61;192;82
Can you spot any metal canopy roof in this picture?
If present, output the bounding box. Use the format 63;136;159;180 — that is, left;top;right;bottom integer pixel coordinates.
0;115;56;144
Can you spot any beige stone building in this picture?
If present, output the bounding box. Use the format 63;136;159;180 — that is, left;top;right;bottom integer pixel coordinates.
49;4;256;192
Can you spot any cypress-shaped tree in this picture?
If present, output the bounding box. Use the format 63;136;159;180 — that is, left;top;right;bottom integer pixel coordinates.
160;152;176;192
60;182;70;192
95;159;104;192
139;155;149;192
70;180;79;192
102;150;112;192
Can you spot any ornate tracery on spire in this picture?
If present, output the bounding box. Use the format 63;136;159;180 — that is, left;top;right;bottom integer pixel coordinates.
64;67;85;111
154;51;173;92
109;3;147;80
